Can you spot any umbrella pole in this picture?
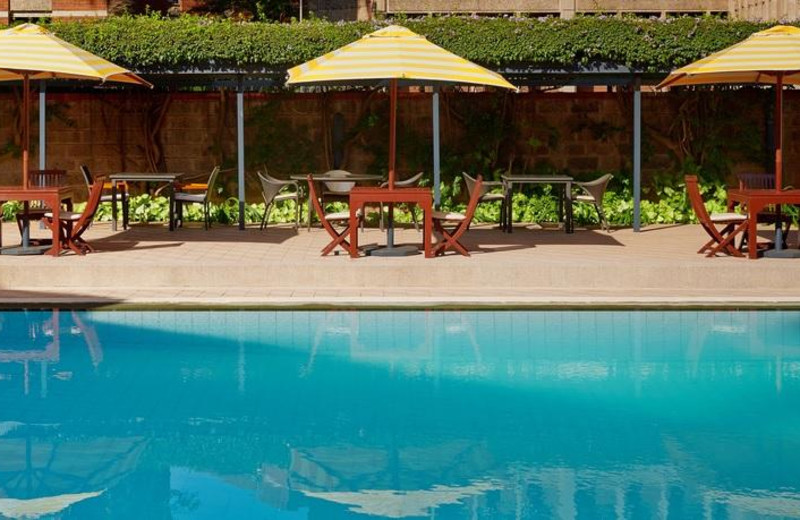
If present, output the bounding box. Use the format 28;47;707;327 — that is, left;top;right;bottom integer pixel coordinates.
763;72;799;257
21;74;31;249
775;72;784;191
387;79;397;248
371;79;416;256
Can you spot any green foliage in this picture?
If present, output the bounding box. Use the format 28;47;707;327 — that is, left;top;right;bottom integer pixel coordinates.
44;15;767;72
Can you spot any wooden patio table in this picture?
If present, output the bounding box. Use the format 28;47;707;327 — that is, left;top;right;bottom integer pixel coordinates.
728;188;800;259
290;172;383;229
348;187;434;258
0;186;74;256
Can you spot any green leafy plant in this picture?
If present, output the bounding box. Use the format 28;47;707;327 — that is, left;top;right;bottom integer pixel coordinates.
44;15;767;73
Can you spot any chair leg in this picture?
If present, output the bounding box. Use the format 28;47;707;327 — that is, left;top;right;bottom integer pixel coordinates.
321;225;351;256
707;221;748;257
261;204;274;231
294;196;300;229
379;205;385;232
595;204;609;231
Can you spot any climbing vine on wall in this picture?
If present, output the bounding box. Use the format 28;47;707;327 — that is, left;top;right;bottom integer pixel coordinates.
45;14;767;72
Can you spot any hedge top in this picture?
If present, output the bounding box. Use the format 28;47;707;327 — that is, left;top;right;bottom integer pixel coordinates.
45;15;769;74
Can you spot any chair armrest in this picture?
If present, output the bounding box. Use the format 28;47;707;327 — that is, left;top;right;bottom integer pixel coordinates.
176;182;209;191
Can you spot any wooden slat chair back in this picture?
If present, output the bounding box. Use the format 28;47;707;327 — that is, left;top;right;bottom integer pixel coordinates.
736;172;792;244
685;175;749;257
16;169;68;236
738;172;774;190
45;177;105;255
433;175;483;257
307;174;358;256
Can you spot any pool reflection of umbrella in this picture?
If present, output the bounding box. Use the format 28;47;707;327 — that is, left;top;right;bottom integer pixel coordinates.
658;25;800;255
0;24;150;251
287;26;516;253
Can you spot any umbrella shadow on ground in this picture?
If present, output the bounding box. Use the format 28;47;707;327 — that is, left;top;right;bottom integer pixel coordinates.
0;290;123;308
85;224;302;252
462;227;624;254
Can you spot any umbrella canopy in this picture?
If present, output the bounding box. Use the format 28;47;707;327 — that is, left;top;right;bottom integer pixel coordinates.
658;25;800;189
0;23;151;187
287;25;516;188
287;25;516;90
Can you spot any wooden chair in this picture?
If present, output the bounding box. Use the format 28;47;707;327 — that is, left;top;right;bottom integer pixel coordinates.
685;175;749;257
44;177;105;255
307;174;361;256
432;175;483;257
462;172;505;228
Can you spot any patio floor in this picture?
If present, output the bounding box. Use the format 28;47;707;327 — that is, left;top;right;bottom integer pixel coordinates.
1;221;799;307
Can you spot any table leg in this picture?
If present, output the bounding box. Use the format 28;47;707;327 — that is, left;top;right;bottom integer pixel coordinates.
505;183;513;233
423;199;433;258
307;188;313;231
50;194;60;257
565;181;574;234
349;201;360;258
748;204;760;259
122;184;129;230
169;183;175;232
21;201;30;248
111;181;118;232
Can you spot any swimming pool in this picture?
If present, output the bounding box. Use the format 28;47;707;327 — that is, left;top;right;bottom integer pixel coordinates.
0;310;798;519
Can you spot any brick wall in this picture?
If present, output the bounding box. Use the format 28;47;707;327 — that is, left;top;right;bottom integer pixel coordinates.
0;90;789;200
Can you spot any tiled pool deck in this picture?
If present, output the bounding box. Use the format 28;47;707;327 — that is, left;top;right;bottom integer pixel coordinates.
1;221;799;307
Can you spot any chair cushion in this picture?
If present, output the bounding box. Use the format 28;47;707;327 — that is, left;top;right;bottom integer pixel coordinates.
324;209;362;221
100;194;128;203
479;193;505;202
44;211;82;221
174;192;207;203
710;212;747;223
433;210;466;221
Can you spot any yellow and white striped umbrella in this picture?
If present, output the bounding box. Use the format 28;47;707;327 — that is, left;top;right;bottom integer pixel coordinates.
658;25;800;191
287;25;516;90
0;23;150;86
658;25;800;88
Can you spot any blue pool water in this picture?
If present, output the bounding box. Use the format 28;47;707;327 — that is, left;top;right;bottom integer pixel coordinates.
0;310;799;519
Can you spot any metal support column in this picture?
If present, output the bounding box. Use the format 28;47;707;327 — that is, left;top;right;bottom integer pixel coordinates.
633;76;642;232
39;81;46;169
237;86;245;231
432;86;441;208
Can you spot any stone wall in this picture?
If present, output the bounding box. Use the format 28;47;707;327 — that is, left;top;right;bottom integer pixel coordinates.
0;89;790;200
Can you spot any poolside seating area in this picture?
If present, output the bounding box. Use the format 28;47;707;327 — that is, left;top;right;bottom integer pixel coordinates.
1;220;799;307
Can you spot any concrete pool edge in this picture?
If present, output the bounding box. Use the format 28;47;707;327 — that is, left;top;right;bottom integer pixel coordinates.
2;289;800;310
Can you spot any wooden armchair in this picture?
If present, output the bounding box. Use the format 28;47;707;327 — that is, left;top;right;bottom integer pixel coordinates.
686;175;749;257
432;176;483;257
307;174;362;256
44;177;105;255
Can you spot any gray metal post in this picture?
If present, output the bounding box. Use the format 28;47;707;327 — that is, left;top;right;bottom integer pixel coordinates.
39;81;46;169
633;77;642;232
432;86;441;207
237;87;246;230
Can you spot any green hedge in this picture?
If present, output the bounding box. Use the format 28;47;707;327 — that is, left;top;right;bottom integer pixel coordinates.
45;15;767;73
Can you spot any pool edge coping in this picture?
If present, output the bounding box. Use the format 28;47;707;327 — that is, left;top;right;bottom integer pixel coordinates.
2;296;800;311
